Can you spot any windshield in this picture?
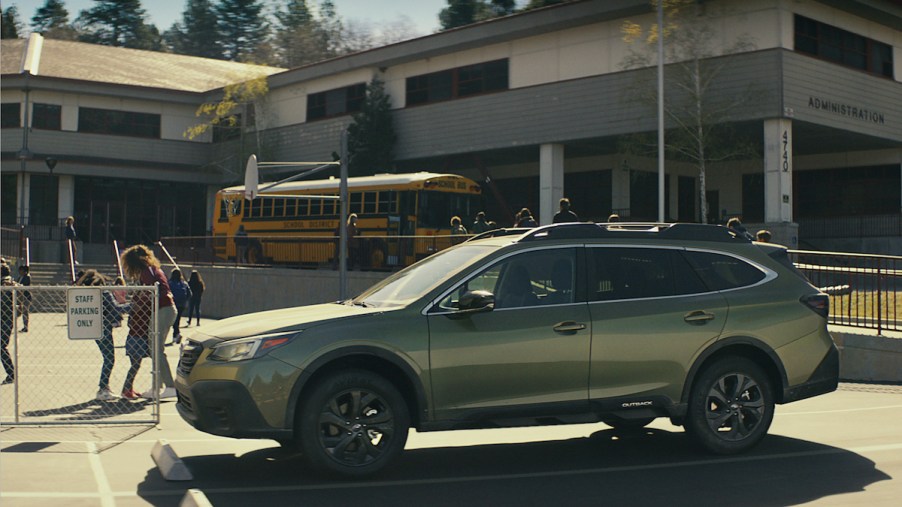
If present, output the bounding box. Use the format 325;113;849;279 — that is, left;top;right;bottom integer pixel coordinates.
353;245;495;308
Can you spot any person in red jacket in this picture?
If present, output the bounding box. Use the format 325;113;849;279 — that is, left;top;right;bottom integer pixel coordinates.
119;245;178;400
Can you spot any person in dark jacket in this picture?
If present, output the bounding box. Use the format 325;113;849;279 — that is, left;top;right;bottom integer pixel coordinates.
76;270;129;401
186;270;205;326
552;198;579;223
168;268;191;343
516;208;538;228
17;265;31;332
1;264;16;385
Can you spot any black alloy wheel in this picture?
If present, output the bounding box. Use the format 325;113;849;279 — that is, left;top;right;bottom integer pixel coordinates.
685;357;775;454
298;370;409;477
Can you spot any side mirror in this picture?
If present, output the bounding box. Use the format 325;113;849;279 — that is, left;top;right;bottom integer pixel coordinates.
449;290;494;319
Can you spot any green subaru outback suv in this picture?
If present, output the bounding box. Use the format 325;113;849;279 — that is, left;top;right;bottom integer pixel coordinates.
175;223;838;476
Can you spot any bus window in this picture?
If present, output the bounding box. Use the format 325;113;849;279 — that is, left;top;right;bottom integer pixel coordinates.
351;192;362;214
323;198;336;216
262;198;274;217
218;198;229;222
274;198;285;217
243;198;253;218
364;191;377;214
299;199;309;217
378;191;397;213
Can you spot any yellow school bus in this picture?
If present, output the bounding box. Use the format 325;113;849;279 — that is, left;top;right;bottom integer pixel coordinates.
213;172;483;268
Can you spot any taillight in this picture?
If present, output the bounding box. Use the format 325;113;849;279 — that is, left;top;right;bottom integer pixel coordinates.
801;294;829;318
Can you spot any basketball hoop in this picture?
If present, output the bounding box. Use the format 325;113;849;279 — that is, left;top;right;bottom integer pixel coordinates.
245;154;259;200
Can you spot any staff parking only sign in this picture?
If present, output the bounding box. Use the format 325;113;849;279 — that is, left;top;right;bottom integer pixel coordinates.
67;288;103;340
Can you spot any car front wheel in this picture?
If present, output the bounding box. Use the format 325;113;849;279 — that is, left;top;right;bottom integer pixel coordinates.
685;357;774;454
297;370;410;477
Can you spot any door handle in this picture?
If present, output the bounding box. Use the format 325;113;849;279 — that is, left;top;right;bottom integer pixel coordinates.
684;311;715;324
553;321;586;333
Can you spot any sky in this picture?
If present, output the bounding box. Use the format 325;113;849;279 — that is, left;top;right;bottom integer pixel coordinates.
7;0;450;36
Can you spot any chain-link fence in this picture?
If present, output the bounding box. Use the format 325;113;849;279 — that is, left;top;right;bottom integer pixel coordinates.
1;285;161;425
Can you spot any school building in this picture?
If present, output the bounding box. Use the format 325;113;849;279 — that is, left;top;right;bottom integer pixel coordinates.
2;0;900;256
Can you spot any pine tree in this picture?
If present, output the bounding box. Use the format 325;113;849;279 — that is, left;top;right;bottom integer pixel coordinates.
347;77;397;177
215;0;267;62
31;0;69;32
165;0;221;59
439;0;486;30
274;0;321;67
76;0;158;49
1;5;22;39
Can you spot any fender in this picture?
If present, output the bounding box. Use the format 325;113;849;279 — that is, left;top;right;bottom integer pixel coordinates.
283;345;429;429
681;336;789;405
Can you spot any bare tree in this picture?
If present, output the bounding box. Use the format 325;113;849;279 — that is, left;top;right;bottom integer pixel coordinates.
621;0;759;223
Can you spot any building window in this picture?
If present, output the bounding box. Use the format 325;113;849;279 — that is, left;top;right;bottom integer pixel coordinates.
406;59;509;106
794;15;893;78
28;174;59;226
307;83;367;121
1;103;21;128
78;107;161;138
32;103;62;130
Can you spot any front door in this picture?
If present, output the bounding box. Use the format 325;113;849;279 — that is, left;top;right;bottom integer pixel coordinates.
427;247;591;420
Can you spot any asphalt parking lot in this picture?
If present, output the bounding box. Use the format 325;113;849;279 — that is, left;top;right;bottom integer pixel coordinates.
2;379;901;507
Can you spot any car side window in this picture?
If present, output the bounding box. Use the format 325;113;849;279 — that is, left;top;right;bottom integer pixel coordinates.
436;248;577;310
683;251;766;291
589;247;707;301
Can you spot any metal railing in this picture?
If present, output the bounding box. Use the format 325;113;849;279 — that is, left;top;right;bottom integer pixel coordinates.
1;226;24;262
789;250;900;334
160;234;470;271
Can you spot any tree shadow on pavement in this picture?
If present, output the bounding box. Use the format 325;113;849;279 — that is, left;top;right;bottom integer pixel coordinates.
135;428;892;507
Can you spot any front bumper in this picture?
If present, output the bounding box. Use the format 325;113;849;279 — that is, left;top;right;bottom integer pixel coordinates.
782;343;840;403
176;380;293;440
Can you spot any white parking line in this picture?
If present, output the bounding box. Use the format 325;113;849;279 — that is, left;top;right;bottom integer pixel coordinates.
778;404;902;416
86;442;115;507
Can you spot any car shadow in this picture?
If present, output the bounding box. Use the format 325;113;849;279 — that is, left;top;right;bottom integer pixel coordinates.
135;427;892;506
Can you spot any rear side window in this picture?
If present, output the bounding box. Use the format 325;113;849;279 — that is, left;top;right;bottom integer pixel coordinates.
589;247;707;301
683;251;766;291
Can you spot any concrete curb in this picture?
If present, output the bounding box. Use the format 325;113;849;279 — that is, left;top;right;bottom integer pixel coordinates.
832;327;902;383
180;488;213;507
151;439;194;481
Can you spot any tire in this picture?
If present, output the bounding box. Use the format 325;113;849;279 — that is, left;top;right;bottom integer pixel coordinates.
685;357;775;455
297;369;410;477
601;415;656;431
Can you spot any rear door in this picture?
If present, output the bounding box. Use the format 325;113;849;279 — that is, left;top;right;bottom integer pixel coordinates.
586;246;729;404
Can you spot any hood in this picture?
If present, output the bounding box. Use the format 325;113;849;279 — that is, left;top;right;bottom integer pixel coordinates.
194;303;382;340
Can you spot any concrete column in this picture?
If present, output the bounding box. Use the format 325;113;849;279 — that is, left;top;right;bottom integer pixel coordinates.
763;118;799;247
17;173;30;224
763;119;793;223
57;174;75;222
539;143;564;225
611;161;630;217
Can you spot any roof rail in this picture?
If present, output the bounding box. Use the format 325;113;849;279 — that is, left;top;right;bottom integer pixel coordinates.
518;222;750;243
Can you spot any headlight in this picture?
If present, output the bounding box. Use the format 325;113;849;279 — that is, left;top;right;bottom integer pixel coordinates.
209;332;296;362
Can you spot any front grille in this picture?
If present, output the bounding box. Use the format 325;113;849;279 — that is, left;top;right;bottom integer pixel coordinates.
178;340;204;376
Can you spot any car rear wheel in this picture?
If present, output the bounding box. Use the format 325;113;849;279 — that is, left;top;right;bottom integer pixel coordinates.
297;370;409;477
685;357;774;454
